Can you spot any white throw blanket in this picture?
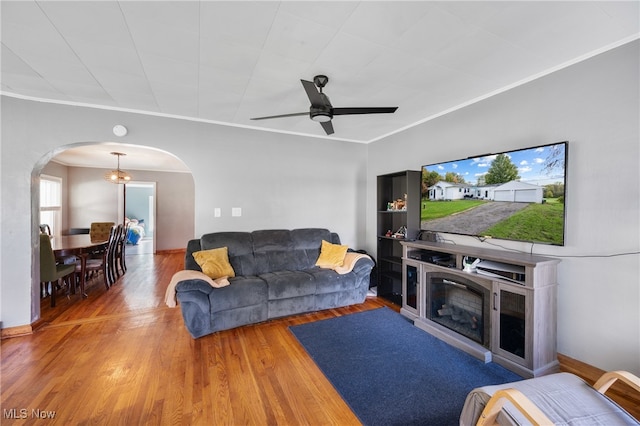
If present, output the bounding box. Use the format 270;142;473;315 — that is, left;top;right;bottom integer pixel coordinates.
334;252;371;274
165;270;230;308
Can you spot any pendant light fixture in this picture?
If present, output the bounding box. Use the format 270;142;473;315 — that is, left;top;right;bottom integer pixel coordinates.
104;152;132;184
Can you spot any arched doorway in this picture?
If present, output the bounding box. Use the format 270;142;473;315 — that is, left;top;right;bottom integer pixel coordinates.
31;142;194;322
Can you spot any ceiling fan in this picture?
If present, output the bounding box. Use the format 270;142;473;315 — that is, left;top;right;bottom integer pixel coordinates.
250;75;398;135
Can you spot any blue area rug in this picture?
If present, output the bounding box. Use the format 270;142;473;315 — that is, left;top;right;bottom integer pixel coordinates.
289;307;522;426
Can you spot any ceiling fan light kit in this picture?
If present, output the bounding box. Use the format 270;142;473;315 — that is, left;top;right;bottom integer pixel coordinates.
310;109;332;122
250;75;398;135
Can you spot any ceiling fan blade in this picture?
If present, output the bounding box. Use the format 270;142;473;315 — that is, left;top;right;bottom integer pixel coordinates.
320;120;334;135
332;107;398;115
301;79;325;107
250;112;308;121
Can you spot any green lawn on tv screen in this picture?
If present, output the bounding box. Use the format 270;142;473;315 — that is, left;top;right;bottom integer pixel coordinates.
484;199;564;245
421;198;564;245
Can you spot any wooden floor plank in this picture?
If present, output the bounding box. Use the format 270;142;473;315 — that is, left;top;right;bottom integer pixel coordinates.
2;252;638;424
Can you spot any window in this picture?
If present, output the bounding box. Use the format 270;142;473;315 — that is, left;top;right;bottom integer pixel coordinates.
40;175;62;236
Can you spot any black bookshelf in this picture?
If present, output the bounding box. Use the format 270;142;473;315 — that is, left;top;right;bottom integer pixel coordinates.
376;170;420;305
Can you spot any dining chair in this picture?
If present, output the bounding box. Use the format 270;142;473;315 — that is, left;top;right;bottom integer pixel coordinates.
40;234;75;307
41;223;77;265
87;222;114;265
76;226;117;291
115;223;129;277
106;225;121;285
89;222;115;241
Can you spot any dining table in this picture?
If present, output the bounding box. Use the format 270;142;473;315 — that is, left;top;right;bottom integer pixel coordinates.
51;234;109;298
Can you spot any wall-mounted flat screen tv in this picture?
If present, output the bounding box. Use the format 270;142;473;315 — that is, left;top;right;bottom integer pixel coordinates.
420;141;567;246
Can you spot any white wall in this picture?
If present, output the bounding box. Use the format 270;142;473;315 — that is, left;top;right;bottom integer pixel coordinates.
0;99;368;327
66;166;120;225
368;41;640;374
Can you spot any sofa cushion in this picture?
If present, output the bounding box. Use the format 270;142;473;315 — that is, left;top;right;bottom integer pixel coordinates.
260;270;315;300
201;232;257;276
209;276;267;313
252;230;304;274
192;247;235;279
291;228;333;268
306;268;357;294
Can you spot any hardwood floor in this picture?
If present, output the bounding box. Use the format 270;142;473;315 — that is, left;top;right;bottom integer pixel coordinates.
2;252;638;424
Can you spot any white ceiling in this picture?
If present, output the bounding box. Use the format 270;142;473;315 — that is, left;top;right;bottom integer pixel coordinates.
2;1;639;170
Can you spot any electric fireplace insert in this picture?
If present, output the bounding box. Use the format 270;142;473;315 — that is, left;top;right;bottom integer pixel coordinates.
426;271;491;348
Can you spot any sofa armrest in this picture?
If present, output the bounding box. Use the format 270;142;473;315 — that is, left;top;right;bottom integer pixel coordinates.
175;279;215;338
176;278;215;293
345;255;375;298
175;279;214;314
351;255;375;275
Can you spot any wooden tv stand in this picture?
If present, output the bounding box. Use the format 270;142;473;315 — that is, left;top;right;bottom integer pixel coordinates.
400;240;560;378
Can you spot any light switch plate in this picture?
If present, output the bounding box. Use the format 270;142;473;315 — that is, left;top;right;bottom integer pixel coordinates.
232;207;242;217
214;208;221;217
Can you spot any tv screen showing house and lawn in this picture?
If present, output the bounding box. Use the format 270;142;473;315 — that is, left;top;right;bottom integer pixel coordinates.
420;141;567;246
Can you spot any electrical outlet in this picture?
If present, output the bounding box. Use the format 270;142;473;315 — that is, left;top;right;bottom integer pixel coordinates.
214;208;221;218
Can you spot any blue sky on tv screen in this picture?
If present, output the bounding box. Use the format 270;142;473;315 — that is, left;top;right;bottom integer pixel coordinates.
422;143;566;187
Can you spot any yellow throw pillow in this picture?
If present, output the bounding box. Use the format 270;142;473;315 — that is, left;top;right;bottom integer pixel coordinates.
315;240;348;269
192;247;236;279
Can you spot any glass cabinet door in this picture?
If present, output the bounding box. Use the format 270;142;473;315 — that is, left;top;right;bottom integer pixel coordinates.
403;262;419;314
495;284;528;362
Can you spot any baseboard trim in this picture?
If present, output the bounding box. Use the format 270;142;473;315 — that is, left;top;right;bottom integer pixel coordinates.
30;317;48;332
156;248;186;254
1;324;33;339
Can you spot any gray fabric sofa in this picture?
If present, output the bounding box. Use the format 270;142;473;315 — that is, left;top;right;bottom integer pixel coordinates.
175;228;374;338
